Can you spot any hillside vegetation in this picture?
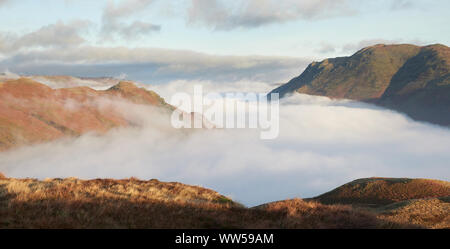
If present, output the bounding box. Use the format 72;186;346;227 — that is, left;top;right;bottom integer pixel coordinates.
0;78;172;151
313;177;450;206
376;197;450;229
0;175;448;228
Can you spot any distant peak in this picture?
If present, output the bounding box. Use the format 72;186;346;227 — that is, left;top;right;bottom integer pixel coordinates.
108;81;139;91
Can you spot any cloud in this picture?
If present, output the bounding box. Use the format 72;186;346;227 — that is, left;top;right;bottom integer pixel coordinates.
0;46;309;83
0;20;91;53
342;39;402;53
0;69;20;81
103;0;155;19
390;0;414;10
118;21;161;38
187;0;355;30
101;0;160;40
315;42;336;54
186;0;431;30
341;38;431;54
146;79;274;100
1;81;449;206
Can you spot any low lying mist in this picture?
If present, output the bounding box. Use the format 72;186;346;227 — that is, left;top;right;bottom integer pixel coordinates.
1;80;449;206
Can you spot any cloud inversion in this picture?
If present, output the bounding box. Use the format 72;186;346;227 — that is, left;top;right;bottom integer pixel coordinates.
1;81;449;206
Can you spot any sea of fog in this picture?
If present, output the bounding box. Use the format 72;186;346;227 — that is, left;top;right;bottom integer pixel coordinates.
1;80;449;206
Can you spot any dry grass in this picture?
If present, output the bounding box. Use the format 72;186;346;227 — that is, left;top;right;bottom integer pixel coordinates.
0;177;241;228
0;176;412;229
314;177;450;206
312;177;450;229
253;198;390;229
1;176;446;229
1;177;234;205
376;197;450;229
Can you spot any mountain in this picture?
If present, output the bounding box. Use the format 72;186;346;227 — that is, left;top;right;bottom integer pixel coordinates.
0;175;447;228
0;78;172;151
269;44;450;126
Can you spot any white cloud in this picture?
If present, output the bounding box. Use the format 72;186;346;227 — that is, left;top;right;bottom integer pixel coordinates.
390;0;414;10
103;0;155;19
101;0;160;40
0;20;91;53
119;21;160;38
0;69;19;80
0;46;309;83
146;79;274;100
1;81;449;206
315;42;336;54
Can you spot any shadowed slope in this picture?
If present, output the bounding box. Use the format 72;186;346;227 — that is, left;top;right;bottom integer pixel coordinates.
270;44;422;100
313;177;450;206
0;177;240;229
376;196;450;229
269;44;450;125
377;44;450;125
252;198;382;229
0;175;429;229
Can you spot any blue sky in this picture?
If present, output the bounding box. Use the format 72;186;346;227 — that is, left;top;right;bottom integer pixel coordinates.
0;0;449;83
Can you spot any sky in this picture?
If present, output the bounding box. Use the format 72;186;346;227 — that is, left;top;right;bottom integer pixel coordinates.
0;0;449;84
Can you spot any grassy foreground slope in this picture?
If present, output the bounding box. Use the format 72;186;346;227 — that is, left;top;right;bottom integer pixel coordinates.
312;177;450;229
376;197;450;229
313;177;450;206
1;175;448;228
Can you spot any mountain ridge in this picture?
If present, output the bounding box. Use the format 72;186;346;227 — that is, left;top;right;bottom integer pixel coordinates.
269;43;450;126
0;78;172;151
